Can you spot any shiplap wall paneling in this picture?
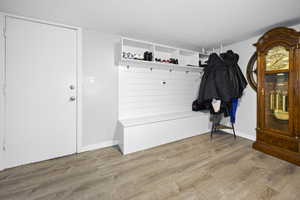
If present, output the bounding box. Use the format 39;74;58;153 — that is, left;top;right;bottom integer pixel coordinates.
119;66;202;119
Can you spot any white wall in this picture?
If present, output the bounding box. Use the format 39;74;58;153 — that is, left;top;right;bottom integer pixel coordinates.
81;30;119;149
224;23;300;140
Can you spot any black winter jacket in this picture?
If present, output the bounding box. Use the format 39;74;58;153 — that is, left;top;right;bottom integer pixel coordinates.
221;50;247;98
197;53;234;103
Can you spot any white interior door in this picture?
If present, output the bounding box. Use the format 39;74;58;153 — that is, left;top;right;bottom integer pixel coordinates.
5;17;77;168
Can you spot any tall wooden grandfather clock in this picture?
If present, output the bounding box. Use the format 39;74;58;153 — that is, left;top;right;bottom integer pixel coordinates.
253;27;300;166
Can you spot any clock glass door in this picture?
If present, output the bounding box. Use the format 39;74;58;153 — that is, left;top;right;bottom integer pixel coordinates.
264;46;290;133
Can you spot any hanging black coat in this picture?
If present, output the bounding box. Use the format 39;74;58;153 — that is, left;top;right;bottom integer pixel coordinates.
231;51;248;96
221;50;247;98
197;53;234;103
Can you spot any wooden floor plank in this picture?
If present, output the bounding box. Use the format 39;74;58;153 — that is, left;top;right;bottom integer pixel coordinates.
0;132;299;200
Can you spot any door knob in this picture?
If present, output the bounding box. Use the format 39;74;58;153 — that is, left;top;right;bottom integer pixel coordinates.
70;96;76;101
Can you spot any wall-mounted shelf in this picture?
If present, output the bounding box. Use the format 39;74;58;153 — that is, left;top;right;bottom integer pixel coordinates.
119;37;208;72
119;58;203;72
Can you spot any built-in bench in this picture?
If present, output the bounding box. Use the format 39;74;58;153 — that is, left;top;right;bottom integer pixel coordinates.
117;111;209;154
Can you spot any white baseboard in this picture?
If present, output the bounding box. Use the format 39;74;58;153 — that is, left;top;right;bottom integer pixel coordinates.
236;131;256;141
78;129;255;154
79;140;119;153
226;130;256;141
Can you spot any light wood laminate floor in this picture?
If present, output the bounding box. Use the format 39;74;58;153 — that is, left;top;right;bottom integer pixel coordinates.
0;132;299;200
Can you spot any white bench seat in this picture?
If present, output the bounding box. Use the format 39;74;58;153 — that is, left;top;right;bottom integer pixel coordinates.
118;111;209;154
120;112;206;127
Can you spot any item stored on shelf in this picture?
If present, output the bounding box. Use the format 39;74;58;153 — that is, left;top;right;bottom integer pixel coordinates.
155;58;178;64
122;51;152;61
144;51;153;61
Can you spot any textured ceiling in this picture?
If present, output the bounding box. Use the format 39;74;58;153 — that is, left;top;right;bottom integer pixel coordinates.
1;0;300;50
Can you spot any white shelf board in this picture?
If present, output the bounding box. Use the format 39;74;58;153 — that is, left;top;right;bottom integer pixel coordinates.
122;37;154;49
155;45;177;53
119;58;203;72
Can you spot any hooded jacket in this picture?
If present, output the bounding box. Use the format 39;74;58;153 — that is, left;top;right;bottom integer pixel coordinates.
221;50;247;98
197;53;234;103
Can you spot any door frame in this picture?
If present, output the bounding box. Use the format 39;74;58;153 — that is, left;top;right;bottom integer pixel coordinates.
0;12;83;170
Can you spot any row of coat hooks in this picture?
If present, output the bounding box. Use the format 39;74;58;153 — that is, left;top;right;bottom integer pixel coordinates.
125;65;204;75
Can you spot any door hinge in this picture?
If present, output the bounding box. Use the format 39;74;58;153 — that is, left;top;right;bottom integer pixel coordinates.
2;130;6;151
2;142;6;151
2;27;6;39
2;83;6;96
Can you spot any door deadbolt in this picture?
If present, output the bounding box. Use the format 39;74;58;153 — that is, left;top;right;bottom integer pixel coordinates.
70;96;76;101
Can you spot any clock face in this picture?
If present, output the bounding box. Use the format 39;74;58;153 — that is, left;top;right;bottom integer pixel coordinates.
265;46;289;71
